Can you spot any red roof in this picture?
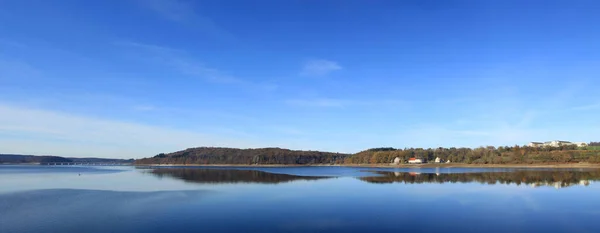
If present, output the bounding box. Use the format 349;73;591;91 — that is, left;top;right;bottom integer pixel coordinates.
409;158;417;161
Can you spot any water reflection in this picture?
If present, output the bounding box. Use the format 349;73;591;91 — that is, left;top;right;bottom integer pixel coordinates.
360;170;600;188
147;167;600;189
149;168;330;184
3;166;600;233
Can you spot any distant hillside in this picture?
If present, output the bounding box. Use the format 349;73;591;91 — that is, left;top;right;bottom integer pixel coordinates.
0;154;134;164
0;154;73;164
68;157;134;163
136;144;600;166
134;147;350;165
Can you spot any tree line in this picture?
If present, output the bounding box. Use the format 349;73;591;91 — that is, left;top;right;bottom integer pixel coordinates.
0;154;73;164
346;145;600;164
135;144;600;165
0;154;134;164
135;147;349;165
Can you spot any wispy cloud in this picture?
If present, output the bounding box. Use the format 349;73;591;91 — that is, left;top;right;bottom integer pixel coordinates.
168;58;242;84
300;59;342;76
0;103;258;158
0;38;28;48
115;41;183;54
286;98;347;108
572;103;600;111
0;60;42;81
116;41;275;88
138;0;196;22
135;0;232;39
132;105;157;111
285;98;405;108
388;125;540;148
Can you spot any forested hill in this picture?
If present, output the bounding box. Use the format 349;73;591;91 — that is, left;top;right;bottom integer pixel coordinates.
136;145;600;165
0;154;134;164
134;147;350;165
0;154;72;164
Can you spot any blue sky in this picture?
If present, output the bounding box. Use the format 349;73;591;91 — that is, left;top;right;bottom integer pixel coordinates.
1;0;599;158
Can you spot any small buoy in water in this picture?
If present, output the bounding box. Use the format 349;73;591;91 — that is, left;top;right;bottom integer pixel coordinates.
78;173;81;176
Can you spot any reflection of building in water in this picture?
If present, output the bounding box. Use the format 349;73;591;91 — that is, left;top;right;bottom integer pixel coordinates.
554;182;562;189
579;180;590;186
529;180;590;189
394;172;401;177
529;182;564;189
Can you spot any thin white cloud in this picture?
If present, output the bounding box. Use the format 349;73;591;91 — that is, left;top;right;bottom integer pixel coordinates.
116;41;276;89
116;41;238;82
0;60;42;80
167;58;242;84
387;125;540;148
115;41;183;54
135;0;232;39
572;103;600;111
286;98;347;108
301;59;342;76
0;103;258;158
285;98;405;108
0;38;28;48
138;0;196;22
132;105;157;111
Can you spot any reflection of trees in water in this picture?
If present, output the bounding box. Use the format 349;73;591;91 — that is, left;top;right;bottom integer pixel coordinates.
149;168;329;184
360;170;599;188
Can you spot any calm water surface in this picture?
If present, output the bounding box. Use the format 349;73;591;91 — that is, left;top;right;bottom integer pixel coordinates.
1;165;600;233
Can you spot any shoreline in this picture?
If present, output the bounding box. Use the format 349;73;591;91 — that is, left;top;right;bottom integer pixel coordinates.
134;163;600;169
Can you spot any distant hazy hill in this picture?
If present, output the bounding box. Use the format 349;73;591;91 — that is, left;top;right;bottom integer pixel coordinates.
68;157;134;163
0;154;134;164
134;147;350;165
0;154;73;164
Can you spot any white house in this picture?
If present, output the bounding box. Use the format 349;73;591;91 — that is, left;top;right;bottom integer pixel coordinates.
528;142;544;147
408;158;422;164
392;157;401;165
528;140;588;148
434;157;441;163
546;140;572;147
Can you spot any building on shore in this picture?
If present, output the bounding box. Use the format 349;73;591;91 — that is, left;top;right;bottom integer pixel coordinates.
408;158;423;164
528;140;588;148
434;157;441;163
391;157;401;165
528;142;544;147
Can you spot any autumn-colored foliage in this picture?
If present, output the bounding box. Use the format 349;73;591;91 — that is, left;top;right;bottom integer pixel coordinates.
135;144;600;165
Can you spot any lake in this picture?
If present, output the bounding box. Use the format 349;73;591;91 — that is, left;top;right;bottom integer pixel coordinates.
1;165;600;233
